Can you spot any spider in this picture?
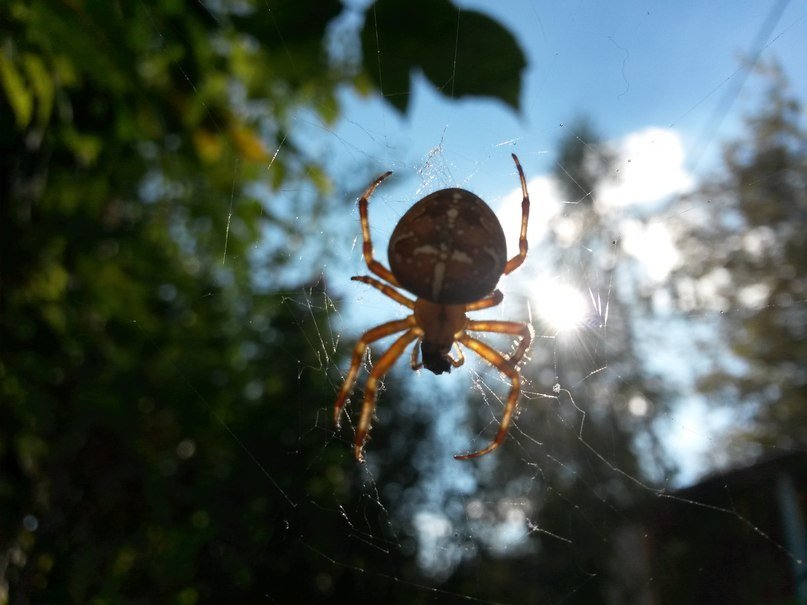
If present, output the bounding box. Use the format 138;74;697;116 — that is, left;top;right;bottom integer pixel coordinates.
334;154;533;462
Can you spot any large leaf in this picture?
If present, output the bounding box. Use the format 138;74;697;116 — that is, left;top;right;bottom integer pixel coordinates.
230;0;342;84
361;0;526;113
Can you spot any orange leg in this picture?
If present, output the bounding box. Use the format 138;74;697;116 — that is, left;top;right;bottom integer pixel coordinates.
464;289;504;312
450;343;465;368
465;319;534;366
351;275;414;309
454;334;522;460
354;328;421;461
357;171;401;286
410;336;422;369
503;153;530;275
333;317;415;428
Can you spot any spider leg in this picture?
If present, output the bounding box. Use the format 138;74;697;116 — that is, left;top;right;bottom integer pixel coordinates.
454;334;522;460
465;319;534;366
354;328;422;462
503;153;531;275
358;171;401;286
464;289;504;312
333;317;415;429
450;342;465;368
411;336;423;370
351;275;415;309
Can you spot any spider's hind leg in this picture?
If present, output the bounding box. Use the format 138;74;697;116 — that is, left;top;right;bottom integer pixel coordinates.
466;319;533;366
333;317;414;429
353;328;421;462
453;334;523;460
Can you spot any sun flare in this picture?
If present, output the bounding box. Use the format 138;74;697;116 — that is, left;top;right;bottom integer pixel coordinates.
532;282;588;332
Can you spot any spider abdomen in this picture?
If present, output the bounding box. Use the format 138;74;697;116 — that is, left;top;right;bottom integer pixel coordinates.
388;188;507;304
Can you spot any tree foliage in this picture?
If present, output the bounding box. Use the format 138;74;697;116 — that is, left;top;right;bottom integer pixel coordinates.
673;62;807;452
0;1;527;603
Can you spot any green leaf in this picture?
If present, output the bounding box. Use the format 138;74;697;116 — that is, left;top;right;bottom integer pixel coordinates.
229;0;342;85
23;53;54;128
0;51;33;128
230;0;342;47
361;0;526;113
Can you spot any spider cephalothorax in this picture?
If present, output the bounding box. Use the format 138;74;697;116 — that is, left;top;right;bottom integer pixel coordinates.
334;154;533;462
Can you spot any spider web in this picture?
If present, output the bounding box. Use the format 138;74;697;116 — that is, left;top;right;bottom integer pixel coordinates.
269;0;806;594
18;0;807;602
333;3;807;600
182;1;807;600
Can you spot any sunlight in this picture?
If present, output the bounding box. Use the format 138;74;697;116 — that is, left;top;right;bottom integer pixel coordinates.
532;281;588;332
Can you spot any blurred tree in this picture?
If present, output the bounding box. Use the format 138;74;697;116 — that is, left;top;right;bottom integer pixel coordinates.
539;118;676;603
0;0;525;603
672;62;807;455
396;119;677;604
485;119;676;603
548;118;673;477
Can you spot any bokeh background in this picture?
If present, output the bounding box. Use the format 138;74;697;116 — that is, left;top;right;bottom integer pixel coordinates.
2;1;806;603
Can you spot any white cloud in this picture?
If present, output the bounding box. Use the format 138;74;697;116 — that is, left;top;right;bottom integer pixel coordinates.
494;127;693;285
622;218;681;282
599;127;694;210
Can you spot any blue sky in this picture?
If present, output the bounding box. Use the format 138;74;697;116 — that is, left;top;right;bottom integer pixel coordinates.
329;0;806;183
293;1;807;566
310;0;807;487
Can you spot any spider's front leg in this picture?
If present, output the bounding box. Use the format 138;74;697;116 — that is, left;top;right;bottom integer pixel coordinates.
357;171;400;286
503;154;531;275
